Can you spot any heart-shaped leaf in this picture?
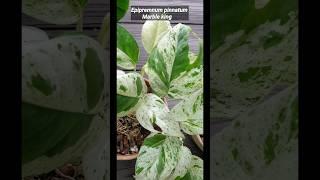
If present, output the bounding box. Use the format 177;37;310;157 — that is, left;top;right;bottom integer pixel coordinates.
145;23;194;98
135;134;183;180
22;34;107;114
170;89;203;135
141;20;171;54
117;24;140;70
22;33;108;176
117;72;147;117
22;0;88;24
136;94;183;137
117;0;129;21
22;26;49;45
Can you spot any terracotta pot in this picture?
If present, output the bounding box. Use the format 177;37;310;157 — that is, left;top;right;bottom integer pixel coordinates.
117;152;139;160
117;79;166;160
192;135;203;151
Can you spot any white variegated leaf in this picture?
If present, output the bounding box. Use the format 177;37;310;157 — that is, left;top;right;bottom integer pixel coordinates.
22;26;49;45
141;20;171;54
136;94;183;137
169;66;203;99
82;121;109;180
135;133;183;180
22;0;87;24
145;23;193;97
22;34;107;114
170;89;203;135
181;155;203;180
117;72;147;117
211;84;298;180
211;12;298;120
168;146;192;179
117;70;126;77
117;72;147;97
117;48;136;69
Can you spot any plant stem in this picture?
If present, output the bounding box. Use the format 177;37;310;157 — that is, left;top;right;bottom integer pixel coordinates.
76;11;83;32
98;13;110;48
140;65;145;77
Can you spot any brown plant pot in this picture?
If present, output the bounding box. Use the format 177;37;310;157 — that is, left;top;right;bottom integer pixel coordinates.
117;79;166;160
192;135;203;151
117;152;139;160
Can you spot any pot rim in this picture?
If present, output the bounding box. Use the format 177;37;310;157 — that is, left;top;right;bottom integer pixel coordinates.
117;152;138;160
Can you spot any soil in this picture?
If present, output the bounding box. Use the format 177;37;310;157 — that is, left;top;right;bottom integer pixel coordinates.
117;114;150;155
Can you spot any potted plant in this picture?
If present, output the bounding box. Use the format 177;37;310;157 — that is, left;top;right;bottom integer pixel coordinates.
117;5;204;176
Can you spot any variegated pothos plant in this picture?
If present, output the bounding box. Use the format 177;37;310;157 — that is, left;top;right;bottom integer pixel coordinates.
117;1;204;179
210;0;298;179
22;0;110;179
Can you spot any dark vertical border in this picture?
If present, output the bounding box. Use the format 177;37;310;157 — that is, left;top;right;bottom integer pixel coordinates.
298;0;302;179
203;0;211;179
18;0;22;179
3;0;21;179
110;0;117;179
18;0;22;178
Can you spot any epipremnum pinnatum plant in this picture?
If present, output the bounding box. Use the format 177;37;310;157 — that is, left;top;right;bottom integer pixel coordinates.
210;0;298;179
117;1;203;178
210;0;298;120
22;0;110;179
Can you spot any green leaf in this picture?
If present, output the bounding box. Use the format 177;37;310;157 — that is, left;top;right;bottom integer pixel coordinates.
135;133;183;180
181;156;203;180
22;103;106;177
117;24;140;70
145;23;193;97
117;72;147;117
211;11;298;120
22;34;107;114
22;103;92;164
170;89;203;135
211;0;298;50
189;39;203;67
136;94;184;137
211;84;298;179
141;20;171;54
22;0;87;24
117;0;129;21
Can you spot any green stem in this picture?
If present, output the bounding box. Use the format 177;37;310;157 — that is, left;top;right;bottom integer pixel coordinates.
140;65;145;77
76;11;84;32
98;14;110;48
